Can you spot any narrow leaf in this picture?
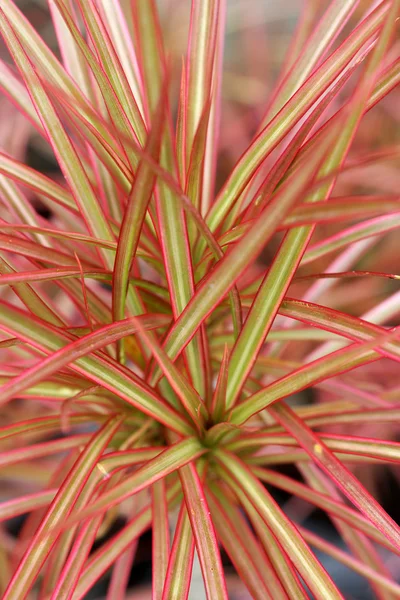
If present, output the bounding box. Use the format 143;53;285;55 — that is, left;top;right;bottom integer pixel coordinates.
152;479;171;600
60;438;205;528
179;463;228;600
162;501;194;600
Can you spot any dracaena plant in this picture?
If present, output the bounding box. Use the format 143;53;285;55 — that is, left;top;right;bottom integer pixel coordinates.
0;0;399;598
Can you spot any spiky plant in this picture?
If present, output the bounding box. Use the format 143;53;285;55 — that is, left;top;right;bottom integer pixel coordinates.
0;0;399;598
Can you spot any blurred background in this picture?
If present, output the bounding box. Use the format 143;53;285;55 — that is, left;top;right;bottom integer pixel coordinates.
1;1;399;598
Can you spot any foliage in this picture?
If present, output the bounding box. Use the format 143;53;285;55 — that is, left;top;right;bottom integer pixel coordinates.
0;0;399;598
